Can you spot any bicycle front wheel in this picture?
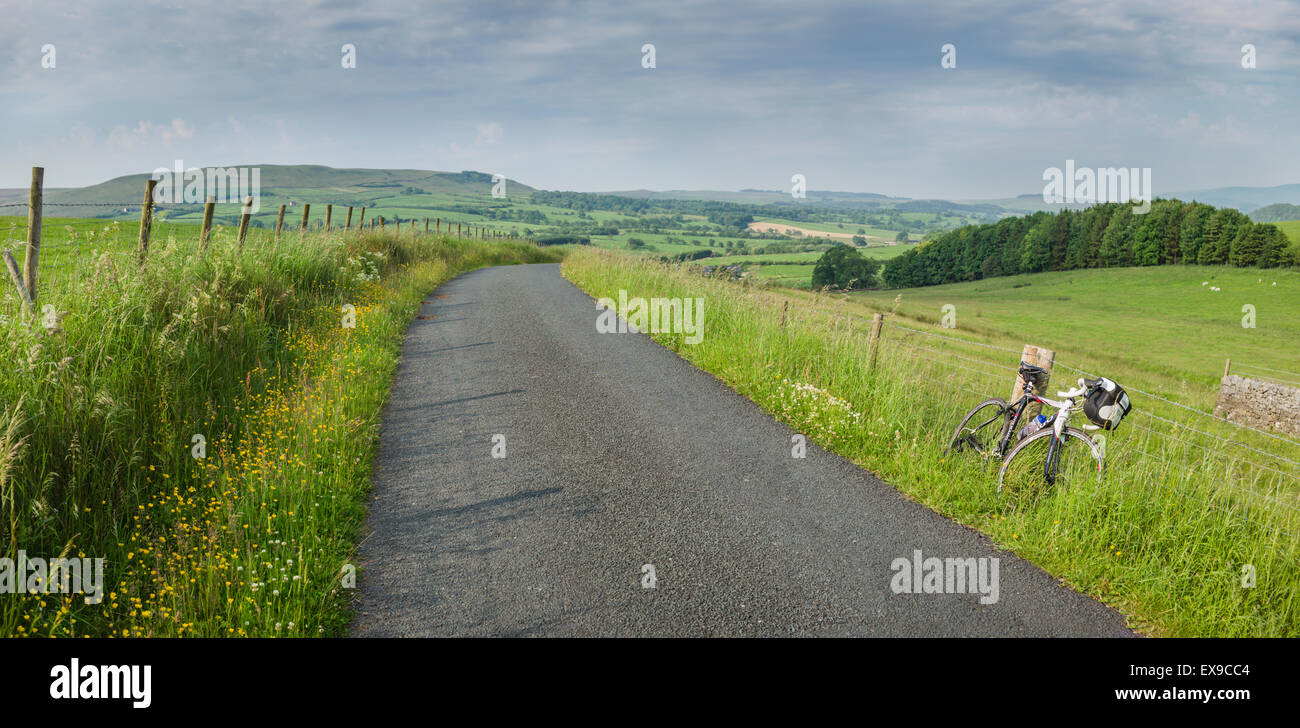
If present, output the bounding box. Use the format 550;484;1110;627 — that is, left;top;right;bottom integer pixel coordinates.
997;426;1103;500
945;398;1008;460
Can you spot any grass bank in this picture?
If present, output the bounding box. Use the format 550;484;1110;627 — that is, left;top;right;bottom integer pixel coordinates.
562;247;1298;637
1;225;559;637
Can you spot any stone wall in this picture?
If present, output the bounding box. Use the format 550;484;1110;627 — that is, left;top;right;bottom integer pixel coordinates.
1213;375;1300;437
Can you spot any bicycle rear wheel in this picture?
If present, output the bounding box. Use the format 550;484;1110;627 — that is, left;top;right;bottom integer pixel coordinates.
997;426;1103;501
945;398;1008;460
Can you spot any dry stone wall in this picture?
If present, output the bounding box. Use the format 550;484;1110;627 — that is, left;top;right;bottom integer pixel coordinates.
1213;375;1300;437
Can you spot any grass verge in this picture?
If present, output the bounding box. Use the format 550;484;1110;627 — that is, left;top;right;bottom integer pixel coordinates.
1;227;559;637
562;247;1298;637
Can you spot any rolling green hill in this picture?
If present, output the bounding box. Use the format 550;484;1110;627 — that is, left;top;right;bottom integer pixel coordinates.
31;165;533;224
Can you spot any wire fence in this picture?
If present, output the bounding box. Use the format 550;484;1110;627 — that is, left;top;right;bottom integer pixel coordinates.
1230;361;1300;388
857;315;1300;541
1;214;188;319
1;190;510;322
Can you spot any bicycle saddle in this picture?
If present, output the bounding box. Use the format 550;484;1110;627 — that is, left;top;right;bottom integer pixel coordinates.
1017;361;1049;380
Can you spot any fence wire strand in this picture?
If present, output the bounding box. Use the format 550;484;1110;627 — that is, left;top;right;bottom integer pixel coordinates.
1055;359;1300;449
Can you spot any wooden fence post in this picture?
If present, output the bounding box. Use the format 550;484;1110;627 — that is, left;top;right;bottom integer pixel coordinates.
23;166;42;305
1011;344;1055;413
275;204;286;243
325;204;333;231
867;313;884;370
1011;345;1038;403
358;207;366;230
237;196;254;248
300;203;310;240
346;206;354;230
1224;358;1232;378
3;250;33;316
136;178;158;267
200;195;216;251
436;218;440;234
425;218;429;235
457;223;461;238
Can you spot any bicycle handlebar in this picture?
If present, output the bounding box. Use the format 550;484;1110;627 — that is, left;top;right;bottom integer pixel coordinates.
1055;377;1090;401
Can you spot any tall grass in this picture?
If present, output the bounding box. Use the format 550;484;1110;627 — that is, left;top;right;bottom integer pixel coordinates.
0;223;559;637
562;247;1298;636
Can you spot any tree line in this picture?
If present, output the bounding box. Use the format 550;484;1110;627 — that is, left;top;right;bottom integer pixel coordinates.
881;199;1297;288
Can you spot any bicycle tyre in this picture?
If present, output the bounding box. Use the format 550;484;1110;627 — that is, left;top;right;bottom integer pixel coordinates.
945;397;1009;459
997;425;1103;497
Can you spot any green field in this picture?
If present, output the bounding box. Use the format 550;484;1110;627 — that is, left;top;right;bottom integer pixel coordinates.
1275;219;1300;246
843;265;1300;399
689;243;921;288
751;216;905;239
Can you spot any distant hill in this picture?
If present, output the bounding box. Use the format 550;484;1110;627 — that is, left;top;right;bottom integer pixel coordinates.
1250;203;1300;222
972;184;1300;215
4;165;535;218
1169;184;1300;213
11;164;1297;223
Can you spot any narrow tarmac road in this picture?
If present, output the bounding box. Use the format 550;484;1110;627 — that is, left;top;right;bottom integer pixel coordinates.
351;263;1132;637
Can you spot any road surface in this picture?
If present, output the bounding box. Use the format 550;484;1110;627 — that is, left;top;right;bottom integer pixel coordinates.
351;263;1133;637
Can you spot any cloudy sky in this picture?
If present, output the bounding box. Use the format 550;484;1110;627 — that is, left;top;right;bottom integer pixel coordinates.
2;0;1297;198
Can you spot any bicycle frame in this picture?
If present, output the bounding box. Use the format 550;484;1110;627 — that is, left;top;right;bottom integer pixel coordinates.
1027;382;1094;484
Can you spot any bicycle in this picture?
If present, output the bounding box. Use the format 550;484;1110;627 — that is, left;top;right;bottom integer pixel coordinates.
946;362;1107;498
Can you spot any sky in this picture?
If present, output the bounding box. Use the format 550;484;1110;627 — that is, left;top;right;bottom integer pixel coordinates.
2;0;1298;198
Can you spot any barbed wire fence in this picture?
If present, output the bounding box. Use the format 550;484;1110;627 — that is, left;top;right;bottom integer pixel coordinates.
1;166;525;322
841;313;1300;542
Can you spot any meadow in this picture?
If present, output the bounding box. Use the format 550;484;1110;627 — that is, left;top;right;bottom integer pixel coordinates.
844;265;1300;396
0;216;558;636
1275;219;1300;246
562;247;1300;636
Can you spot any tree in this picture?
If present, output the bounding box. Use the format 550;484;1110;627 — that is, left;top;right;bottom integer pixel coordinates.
1198;208;1247;264
812;244;882;290
1131;203;1174;266
1229;222;1263;266
879;197;1295;290
1099;206;1135;266
626;237;646;249
1179;202;1213;263
1020;218;1053;272
1255;224;1291;268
